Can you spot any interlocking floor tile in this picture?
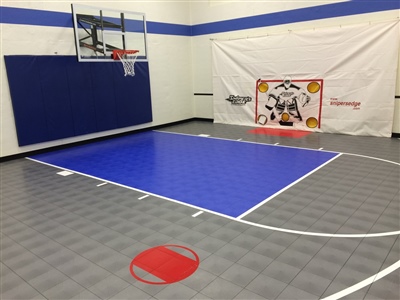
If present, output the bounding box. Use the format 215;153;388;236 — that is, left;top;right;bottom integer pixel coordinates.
70;290;102;299
276;248;314;269
180;268;217;292
252;239;287;260
220;263;260;287
365;271;400;299
262;260;302;284
1;264;28;294
201;277;243;299
27;269;69;293
236;250;273;272
194;235;227;252
42;279;86;299
277;284;319;299
214;243;249;262
290;270;333;297
234;288;267;299
108;285;152;300
154;282;198;300
209;226;242;242
2;121;399;300
1;284;46;300
303;256;343;280
321;281;369;299
246;273;288;299
199;254;235;276
88;275;130;299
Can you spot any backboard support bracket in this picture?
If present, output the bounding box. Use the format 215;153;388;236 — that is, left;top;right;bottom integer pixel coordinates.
72;4;148;62
77;13;126;56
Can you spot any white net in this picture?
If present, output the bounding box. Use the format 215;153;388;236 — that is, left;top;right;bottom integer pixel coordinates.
117;52;138;77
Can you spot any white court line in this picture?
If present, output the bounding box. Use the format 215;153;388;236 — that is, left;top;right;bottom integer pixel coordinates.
26;156;400;238
192;211;204;217
27;155;400;299
57;170;73;176
96;182;107;187
321;260;400;300
198;134;210;137
160;131;400;165
26;136;400;300
138;195;149;200
236;153;343;219
319;147;324;150
239;219;400;238
27;157;231;217
154;130;340;154
343;152;400;166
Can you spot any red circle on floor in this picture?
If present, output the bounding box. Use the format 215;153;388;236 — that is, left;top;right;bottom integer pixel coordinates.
129;244;200;285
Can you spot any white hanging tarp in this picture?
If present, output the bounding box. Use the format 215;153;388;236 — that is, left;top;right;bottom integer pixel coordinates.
212;21;399;137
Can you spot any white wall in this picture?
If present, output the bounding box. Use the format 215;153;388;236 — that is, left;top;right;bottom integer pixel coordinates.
0;1;194;157
394;48;400;134
1;1;399;157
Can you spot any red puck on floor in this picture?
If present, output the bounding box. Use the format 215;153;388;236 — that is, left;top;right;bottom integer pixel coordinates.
129;244;200;284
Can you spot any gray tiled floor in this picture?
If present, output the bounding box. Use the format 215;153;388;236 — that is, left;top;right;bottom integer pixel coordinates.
1;120;399;299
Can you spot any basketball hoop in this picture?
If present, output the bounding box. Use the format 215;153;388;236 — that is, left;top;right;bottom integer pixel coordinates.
112;50;139;77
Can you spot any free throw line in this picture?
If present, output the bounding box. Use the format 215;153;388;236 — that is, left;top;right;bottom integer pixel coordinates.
236;152;343;219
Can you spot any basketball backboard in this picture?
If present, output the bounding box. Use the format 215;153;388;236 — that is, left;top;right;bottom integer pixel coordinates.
72;4;148;62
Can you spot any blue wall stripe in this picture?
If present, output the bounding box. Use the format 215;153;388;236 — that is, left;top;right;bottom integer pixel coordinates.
146;21;191;36
0;6;191;35
0;6;73;28
191;1;400;35
0;1;399;36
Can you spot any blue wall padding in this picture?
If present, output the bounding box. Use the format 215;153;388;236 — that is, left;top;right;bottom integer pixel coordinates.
4;55;153;146
5;56;49;145
90;63;119;131
66;62;97;135
39;57;75;141
113;62;153;128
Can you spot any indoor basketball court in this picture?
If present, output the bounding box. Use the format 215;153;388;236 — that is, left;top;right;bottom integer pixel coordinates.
1;1;400;300
1;120;399;299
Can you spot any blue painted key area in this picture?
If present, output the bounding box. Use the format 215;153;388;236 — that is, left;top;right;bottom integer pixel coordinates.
31;131;338;217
